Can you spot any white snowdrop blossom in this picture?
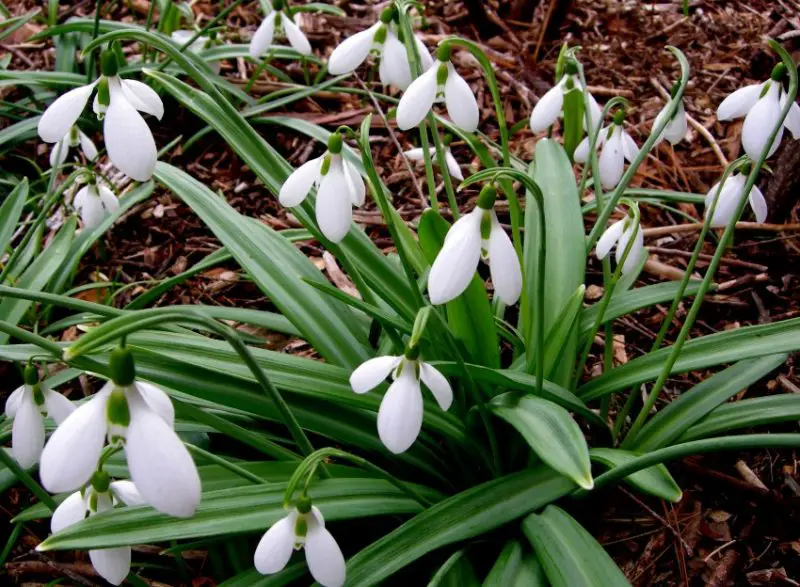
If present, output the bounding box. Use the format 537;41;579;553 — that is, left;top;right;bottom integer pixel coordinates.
716;63;800;160
575;115;639;190
48;473;145;585
704;171;767;228
328;8;433;90
39;348;201;518
396;46;479;132
250;0;311;58
652;98;688;146
595;213;646;276
529;71;602;133
73;180;119;229
350;351;453;454
404;145;463;180
279;133;364;243
254;498;345;587
49;125;97;168
4;365;74;469
171;30;220;73
427;186;521;306
37;50;163;182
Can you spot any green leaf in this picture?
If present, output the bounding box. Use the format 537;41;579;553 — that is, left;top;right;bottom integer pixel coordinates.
0;117;39;150
483;540;546;587
428;550;480;587
543;285;584;378
561;88;585;160
218;565;307;587
0;179;27;254
523;505;630;587
524;140;586;385
154;162;370;368
418;209;499;367
344;466;576;586
589;448;682;502
631;354;787;451
580;318;800;400
491;395;593;489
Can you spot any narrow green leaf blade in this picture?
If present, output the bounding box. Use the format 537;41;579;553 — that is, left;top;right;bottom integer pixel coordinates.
0;179;28;254
483;540;546;587
590;448;682;502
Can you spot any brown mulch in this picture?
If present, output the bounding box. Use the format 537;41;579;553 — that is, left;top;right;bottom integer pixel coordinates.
2;0;800;585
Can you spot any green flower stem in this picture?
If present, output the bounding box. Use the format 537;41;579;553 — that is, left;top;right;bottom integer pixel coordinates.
84;0;104;83
142;0;158;63
428;116;460;219
0;523;22;567
186;444;270;486
621;41;796;447
0;448;57;511
245;52;273;94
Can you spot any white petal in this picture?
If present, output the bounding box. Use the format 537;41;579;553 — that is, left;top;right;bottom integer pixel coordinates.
78;131;98;160
487;214;522;305
428;210;482;305
51;491;87;533
343;160;366;207
316;160;352;243
377;366;424;454
40;389;109;493
379;33;413;90
305;524;346;587
403;147;428;161
782;93;800;138
444;149;464;181
530;84;564;133
328;24;380;74
418;363;453;411
350;356;401;394
717;82;765;121
43;389;75;425
573;136;590;163
742;84;783;161
171;30;195;45
5;385;24;418
105;79;157;181
250;12;276;58
445;63;479;132
621;130;639;163
135;381;175;427
50;139;70;168
282;13;312;56
663;103;688;145
254;513;296;574
120;79;164;120
74;185;106;229
279;157;321;207
97;184;120;215
706;175;744;228
598;127;624;190
396;66;438;130
89;547;131;586
585;91;603;132
414;35;434;71
595;219;625;260
748;184;768;223
616;222;644;275
124;392;201;518
12;393;45;468
38;82;96;143
110;480;146;506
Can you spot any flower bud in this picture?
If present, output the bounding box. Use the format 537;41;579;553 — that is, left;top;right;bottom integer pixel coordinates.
295;494;312;514
91;470;111;493
273;0;285;10
100;49;119;77
771;62;787;81
477;184;497;210
404;344;420;361
23;363;39;386
436;44;452;62
109;346;136;386
564;60;579;76
612;109;625;126
379;6;396;23
327;132;343;154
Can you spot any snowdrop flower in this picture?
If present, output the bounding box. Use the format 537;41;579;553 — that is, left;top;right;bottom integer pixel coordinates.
427;185;521;306
595;210;646;276
529;62;602;133
279;132;364;242
404;142;463;180
652;89;687;146
49;125;97;168
250;0;311;58
254;496;345;587
37;49;163;181
73;179;119;229
171;30;220;73
575;111;639;190
350;346;453;454
4;365;74;469
396;45;479;132
717;63;800;160
39;347;201;518
704;171;767;227
328;7;433;91
48;472;145;585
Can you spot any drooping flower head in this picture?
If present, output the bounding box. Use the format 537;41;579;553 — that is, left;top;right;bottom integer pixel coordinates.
39;347;201;518
37;48;163;181
717;62;800;160
529;59;602;134
652;82;688;146
250;0;312;58
328;6;434;91
404;134;463;180
72;176;119;229
279;131;364;243
47;471;145;585
49;125;97;168
595;206;646;276
427;185;522;306
4;364;74;469
396;44;479;132
575;109;639;190
254;494;345;587
704;168;767;228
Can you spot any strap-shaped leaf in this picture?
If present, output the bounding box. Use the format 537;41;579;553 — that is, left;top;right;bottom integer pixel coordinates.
483;540;546;586
0;179;27;254
590;448;682;502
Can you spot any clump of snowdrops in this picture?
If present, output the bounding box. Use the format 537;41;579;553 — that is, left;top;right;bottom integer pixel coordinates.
1;1;799;585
